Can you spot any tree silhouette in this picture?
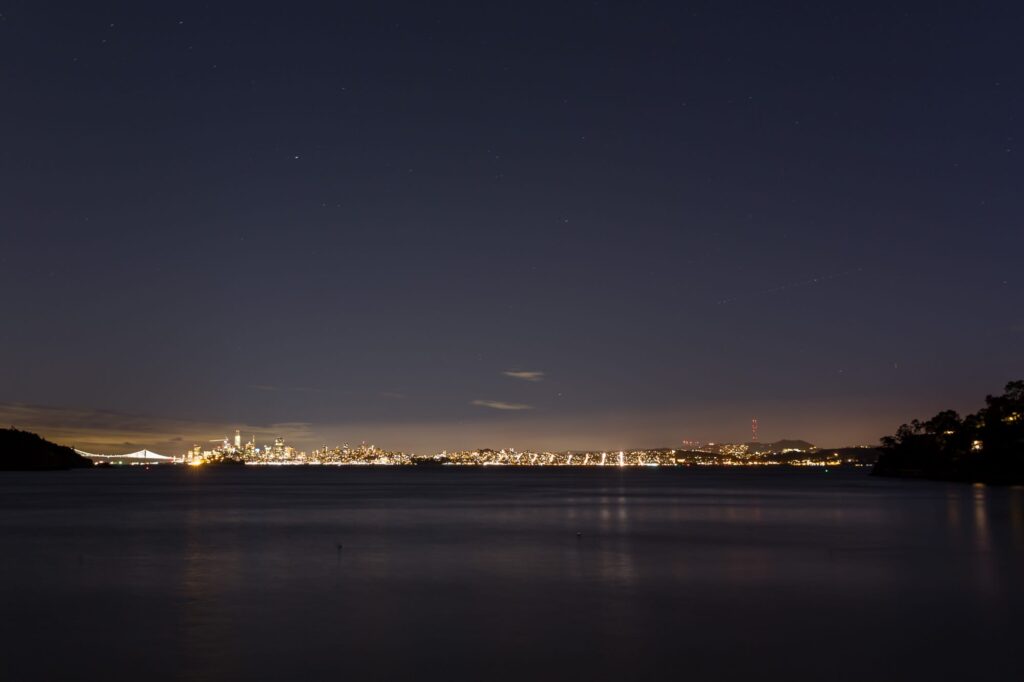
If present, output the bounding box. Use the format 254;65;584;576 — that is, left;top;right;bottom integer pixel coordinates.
874;381;1024;483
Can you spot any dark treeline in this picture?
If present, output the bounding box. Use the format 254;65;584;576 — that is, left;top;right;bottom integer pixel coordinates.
873;381;1024;483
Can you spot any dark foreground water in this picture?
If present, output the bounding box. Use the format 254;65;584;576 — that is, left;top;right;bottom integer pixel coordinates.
1;467;1022;681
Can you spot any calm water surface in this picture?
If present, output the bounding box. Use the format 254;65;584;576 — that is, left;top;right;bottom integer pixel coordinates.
1;467;1022;681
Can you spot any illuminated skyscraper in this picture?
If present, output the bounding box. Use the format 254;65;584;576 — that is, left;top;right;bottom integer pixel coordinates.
234;429;242;450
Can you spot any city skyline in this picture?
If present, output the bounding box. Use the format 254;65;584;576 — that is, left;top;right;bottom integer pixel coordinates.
0;396;974;456
68;422;858;467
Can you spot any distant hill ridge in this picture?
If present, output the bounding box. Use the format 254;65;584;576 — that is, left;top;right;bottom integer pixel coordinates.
0;428;94;471
745;439;816;453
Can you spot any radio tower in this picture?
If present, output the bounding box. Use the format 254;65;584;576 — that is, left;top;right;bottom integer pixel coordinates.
751;418;759;442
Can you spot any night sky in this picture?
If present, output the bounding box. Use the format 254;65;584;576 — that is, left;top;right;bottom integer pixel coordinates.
2;2;1021;454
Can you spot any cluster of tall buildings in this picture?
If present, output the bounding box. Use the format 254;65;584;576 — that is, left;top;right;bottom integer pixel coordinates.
186;430;294;465
185;430;411;465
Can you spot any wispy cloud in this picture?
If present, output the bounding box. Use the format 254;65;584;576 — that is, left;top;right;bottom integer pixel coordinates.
502;370;545;382
471;399;534;411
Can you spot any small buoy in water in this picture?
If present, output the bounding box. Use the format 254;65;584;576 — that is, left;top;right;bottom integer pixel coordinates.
576;532;582;539
336;543;343;550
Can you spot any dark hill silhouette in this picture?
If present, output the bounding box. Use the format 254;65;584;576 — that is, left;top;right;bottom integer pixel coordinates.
0;428;94;471
873;380;1024;484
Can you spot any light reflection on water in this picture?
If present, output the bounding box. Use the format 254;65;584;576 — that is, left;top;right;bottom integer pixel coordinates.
1012;487;1024;549
1;467;1022;681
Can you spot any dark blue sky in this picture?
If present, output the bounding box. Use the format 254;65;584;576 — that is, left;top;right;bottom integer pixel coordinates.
2;2;1021;453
